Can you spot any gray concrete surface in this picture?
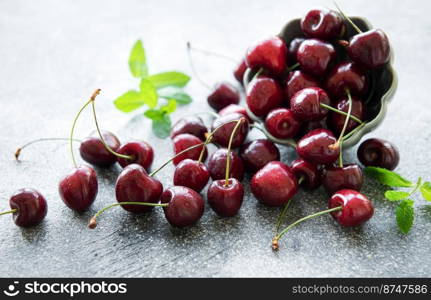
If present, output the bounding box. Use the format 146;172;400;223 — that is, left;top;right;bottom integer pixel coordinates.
0;0;430;277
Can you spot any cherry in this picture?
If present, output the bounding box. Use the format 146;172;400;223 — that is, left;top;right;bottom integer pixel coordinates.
117;141;154;171
301;8;344;40
290;87;331;121
284;70;320;101
161;186;205;227
291;158;321;190
297;39;335;77
245;36;288;75
173;159;210;192
326;62;368;98
357;138;400;170
207;82;240;111
296;129;340;165
170;116;207;141
323;164;363;195
234;59;247;85
251;161;298;207
298;117;328;137
207;148;244;181
246;76;283;117
79;130;121;167
265;108;301;139
219;104;252;123
207;179;244;217
239;139;280;173
287;38;305;63
329;96;364;134
211;113;249;148
59;165;98;211
2;188;48;227
172;133;207;165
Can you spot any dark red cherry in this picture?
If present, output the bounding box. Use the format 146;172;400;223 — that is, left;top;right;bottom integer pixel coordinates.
265;108;301;139
115;164;163;213
297;39;335;77
301;8;344;40
211;113;249;148
328;189;374;227
246;36;288;75
291;159;321;190
161;186;204;227
207;148;244;181
290;87;331;121
239;139;280;172
59;165;98;211
357;138;400;170
297;129;340;165
9;188;47;227
287;38;305;63
207;82;240;111
298;117;328;138
219;104;252;123
79;130;120;167
207;179;244;217
246;76;283;117
170;116;207;141
251;161;298;207
284;70;320;101
323;164;363;195
329;96;364;135
117;141;154;171
347;29;390;69
234;59;247;84
173;159;210;192
172;133;207;165
326;62;368;98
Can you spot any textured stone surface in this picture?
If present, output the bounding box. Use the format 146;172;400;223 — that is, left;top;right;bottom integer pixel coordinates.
0;0;430;277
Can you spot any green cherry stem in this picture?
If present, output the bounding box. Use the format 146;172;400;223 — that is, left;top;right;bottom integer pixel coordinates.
0;209;18;217
336;89;353;167
287;62;300;72
341;122;366;141
224;118;244;187
275;201;292;234
334;1;363;34
320;103;363;125
15;138;82;160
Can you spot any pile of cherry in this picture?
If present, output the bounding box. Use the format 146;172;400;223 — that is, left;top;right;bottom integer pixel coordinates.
2;7;400;250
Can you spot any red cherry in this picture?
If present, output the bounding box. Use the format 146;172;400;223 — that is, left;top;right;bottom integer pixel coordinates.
323;164;363;195
207;82;240;111
79;130;120;167
297;39;335;77
296;129;340;165
8;188;48;227
211;113;249;148
246;76;283;117
329;96;365;135
246;36;288;75
326;62;368;98
218;104;252;123
234;59;247;84
265;108;301;139
290;87;331;121
207;148;244;181
239;139;280;173
284;70;320;101
301;8;344;40
207;179;244;217
170;116;207;141
357;138;400;170
117;141;154;171
287;38;305;63
291;159;321;190
173;159;210;192
172;134;207;165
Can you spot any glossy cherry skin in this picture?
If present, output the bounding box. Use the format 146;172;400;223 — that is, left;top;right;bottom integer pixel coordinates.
329;96;365;135
323;164;363;195
9;188;47;227
291;159;321;190
79;130;120;167
298;117;328;138
117;141;154;171
297;129;340;165
172;133;207;165
284;70;320;100
234;59;247;84
239;139;280;173
265;108;301;139
288;38;305;63
328;189;374;227
301;8;344;40
297;39;335;77
207;82;240;111
170;116;207;141
173;159;210;192
207;148;244;181
326;62;368;98
211;113;249;148
246;36;288;75
357;138;400;170
251;161;298;207
115;164;163;213
219;104;252;123
161;186;204;227
207;178;244;217
290;87;331;121
246;76;283;117
59;165;98;211
347;29;390;69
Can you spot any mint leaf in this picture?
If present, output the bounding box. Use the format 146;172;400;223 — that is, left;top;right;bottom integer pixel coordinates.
420;182;431;201
144;109;164;120
396;199;414;234
160;99;177;114
152;114;171;138
129;40;148;78
114;90;147;112
146;71;190;89
139;79;158;108
159;89;192;105
384;190;410;201
364;167;414;188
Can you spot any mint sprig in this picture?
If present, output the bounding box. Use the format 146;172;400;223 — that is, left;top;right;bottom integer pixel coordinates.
114;40;193;138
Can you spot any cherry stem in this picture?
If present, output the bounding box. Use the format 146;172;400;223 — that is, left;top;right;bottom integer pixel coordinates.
287;62;300;72
298;176;305;185
70;89;101;168
320;103;363;125
15;138;81;160
0;209;18;216
342;122;366;141
334;1;363;34
187;41;238;64
88;202;168;229
224;119;244;187
336;89;353;167
272;206;342;250
275;200;292;234
186;42;211;90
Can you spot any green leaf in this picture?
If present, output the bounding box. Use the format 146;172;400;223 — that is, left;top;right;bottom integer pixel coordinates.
384;190;410;201
129;40;148;78
152;114;171;139
420;182;431;201
146;71;190;89
139;79;158;108
160;99;177;114
396;199;414;234
144;109;164;121
364;167;414;188
114;90;147;112
159;89;192;105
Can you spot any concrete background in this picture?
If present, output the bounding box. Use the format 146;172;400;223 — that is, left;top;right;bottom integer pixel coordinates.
0;0;430;277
